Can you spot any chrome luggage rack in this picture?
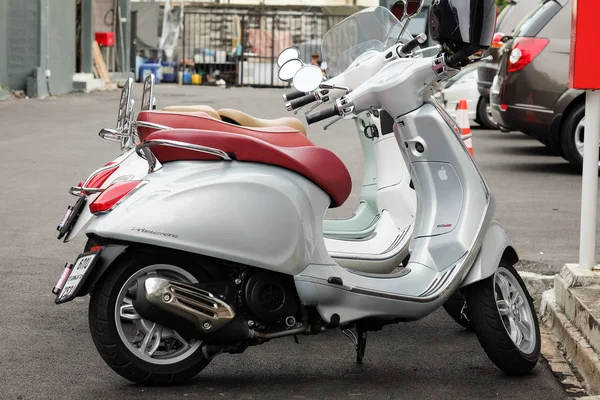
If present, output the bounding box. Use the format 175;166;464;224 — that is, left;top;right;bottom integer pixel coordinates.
98;74;168;151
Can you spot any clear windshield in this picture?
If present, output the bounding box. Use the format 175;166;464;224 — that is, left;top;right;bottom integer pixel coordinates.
321;6;414;77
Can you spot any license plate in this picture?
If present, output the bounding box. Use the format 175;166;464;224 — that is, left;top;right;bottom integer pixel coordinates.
54;250;100;304
57;196;87;240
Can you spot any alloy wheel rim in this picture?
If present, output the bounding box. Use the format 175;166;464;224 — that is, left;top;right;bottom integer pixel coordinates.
115;264;202;365
493;267;536;355
574;117;600;166
485;102;496;125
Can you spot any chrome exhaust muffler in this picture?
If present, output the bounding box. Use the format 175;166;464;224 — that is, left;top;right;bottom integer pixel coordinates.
134;277;235;333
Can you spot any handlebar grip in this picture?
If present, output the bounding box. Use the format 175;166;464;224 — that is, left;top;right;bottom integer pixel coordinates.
306;104;339;125
286;94;317;111
283;90;306;101
400;33;427;55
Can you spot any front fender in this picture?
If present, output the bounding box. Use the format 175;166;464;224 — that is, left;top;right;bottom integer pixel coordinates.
459;220;518;288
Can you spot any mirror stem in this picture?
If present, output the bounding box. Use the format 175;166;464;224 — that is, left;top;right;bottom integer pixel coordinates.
397;16;413;44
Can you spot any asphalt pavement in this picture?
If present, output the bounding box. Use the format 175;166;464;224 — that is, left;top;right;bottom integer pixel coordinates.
0;84;585;399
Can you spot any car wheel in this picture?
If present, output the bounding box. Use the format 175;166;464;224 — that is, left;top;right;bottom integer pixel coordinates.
476;97;498;130
561;102;598;172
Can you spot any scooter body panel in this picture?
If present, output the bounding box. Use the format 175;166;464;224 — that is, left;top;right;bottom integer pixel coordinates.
86;161;334;276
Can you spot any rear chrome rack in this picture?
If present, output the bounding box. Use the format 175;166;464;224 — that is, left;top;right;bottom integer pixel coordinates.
136;138;233;172
98;74;163;151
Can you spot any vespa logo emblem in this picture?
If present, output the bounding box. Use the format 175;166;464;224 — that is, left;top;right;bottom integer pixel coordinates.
438;167;449;181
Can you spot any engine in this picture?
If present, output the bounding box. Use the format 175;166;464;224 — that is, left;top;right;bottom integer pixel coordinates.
243;270;300;326
131;267;302;347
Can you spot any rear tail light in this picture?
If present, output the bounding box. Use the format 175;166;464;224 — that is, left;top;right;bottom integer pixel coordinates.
491;32;505;48
85;162;119;189
507;37;549;73
89;180;145;214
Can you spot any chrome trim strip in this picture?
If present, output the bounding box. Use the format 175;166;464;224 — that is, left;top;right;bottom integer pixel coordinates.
133;121;171;131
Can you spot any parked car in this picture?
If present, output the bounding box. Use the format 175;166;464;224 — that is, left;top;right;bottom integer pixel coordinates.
489;0;587;171
477;0;541;128
434;66;494;127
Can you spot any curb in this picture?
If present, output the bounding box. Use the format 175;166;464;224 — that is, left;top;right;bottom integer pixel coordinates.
519;271;554;308
541;289;600;396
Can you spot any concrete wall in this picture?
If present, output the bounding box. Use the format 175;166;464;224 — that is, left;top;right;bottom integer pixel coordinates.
0;0;7;89
0;0;40;91
45;0;77;95
0;0;76;97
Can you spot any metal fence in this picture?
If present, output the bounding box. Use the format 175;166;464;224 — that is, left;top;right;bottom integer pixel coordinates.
181;9;346;87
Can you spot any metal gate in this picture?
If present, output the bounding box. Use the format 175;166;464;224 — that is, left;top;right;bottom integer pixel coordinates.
181;9;346;87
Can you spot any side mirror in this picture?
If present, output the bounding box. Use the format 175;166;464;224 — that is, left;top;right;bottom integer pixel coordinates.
406;0;424;17
278;59;304;82
277;47;301;68
390;1;406;22
292;65;323;93
395;0;424;43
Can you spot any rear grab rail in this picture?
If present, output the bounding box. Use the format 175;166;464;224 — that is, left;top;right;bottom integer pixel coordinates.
136;138;234;172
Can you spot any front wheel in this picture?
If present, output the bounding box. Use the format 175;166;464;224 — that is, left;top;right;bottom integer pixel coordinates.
88;251;213;384
465;262;540;375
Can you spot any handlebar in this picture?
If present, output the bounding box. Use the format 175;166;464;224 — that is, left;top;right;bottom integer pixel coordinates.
282;90;306;102
286;94;318;111
306;104;339;125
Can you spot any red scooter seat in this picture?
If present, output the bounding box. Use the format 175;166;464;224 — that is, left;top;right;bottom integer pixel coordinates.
143;129;352;207
137;111;314;148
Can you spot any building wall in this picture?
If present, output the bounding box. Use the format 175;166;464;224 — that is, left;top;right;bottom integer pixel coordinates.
0;0;40;91
0;0;76;96
0;0;7;89
46;0;76;95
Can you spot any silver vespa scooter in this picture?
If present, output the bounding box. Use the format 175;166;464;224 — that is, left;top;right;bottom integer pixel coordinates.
51;2;540;385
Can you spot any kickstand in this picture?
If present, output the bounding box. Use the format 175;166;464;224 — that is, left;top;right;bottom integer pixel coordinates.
343;328;368;364
356;330;367;364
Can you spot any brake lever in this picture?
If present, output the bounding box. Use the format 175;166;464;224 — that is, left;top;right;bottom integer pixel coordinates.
305;100;324;115
412;44;442;57
466;55;493;65
323;116;342;131
319;83;351;93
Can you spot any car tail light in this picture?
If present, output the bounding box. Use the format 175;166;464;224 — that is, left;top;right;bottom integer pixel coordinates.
491;32;505;48
507;37;549;73
85;162;119;189
89;180;145;214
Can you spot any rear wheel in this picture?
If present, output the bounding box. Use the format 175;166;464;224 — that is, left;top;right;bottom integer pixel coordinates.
465;261;540;375
442;290;474;331
476;97;498;130
88;250;214;384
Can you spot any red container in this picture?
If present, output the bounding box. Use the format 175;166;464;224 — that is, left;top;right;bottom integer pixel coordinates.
95;32;115;47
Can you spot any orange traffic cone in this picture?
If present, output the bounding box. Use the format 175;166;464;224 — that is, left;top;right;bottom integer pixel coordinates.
456;100;474;156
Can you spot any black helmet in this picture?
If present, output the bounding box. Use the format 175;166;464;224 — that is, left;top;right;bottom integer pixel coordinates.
429;0;497;66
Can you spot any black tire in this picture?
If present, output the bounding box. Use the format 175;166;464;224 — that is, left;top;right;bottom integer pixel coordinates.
465;261;540;375
561;102;592;173
476;97;498;130
88;250;215;385
442;290;475;331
